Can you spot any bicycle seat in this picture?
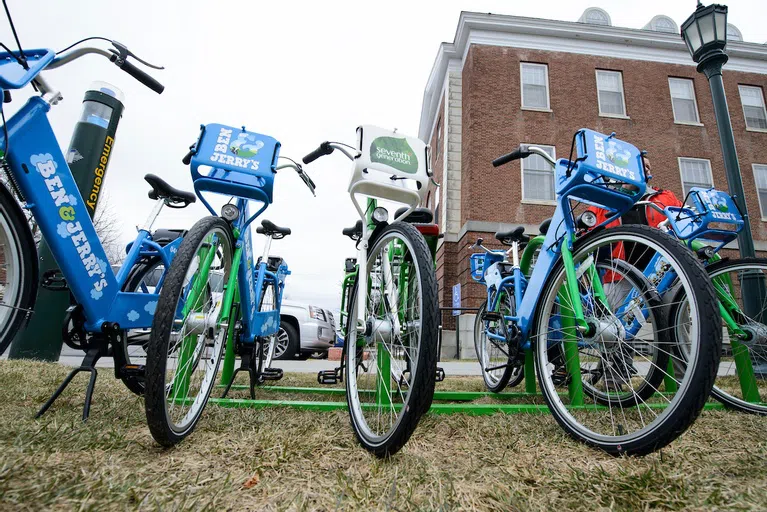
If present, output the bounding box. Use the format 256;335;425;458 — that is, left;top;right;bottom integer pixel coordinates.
539;217;551;235
256;220;291;239
342;220;363;241
495;226;529;246
394;207;434;224
144;174;196;207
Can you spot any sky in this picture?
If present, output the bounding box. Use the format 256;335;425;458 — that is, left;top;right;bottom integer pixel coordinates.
2;0;766;312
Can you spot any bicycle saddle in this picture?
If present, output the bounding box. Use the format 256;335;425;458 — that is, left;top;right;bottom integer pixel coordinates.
495;226;530;246
539;217;552;235
144;174;196;207
342;220;362;241
394;207;434;224
256;219;291;238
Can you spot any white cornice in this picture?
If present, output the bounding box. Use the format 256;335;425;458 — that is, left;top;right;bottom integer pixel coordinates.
418;11;767;140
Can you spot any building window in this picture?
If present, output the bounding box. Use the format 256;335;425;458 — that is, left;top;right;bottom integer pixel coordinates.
679;158;714;197
727;23;743;42
522;145;556;203
520;63;550;110
596;70;627;117
753;164;767;219
644;15;678;33
739;85;767;131
436;116;442;144
578;7;611;26
669;78;700;124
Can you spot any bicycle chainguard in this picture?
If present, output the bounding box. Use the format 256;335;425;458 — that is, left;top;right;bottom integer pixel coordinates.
318;366;343;385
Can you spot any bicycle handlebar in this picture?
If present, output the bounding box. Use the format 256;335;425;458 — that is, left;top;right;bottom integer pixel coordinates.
492;144;556;168
43;43;164;94
112;56;164;94
302;142;334;164
275;160;316;196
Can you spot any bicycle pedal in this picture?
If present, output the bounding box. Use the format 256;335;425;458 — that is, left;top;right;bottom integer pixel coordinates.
120;364;145;377
317;368;341;385
262;367;283;381
482;311;503;323
42;269;69;292
435;367;446;382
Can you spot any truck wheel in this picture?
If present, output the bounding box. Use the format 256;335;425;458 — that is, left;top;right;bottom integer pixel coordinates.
274;321;298;360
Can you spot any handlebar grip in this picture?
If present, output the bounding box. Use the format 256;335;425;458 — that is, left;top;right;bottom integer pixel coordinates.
492;148;523;167
118;59;164;94
182;149;194;166
302;142;334;164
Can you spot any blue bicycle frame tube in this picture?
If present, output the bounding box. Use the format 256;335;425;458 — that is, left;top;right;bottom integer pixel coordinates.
2;96;177;331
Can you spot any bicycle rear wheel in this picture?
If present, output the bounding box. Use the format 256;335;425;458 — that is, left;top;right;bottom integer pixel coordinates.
119;257;166;395
345;222;438;457
533;225;720;456
144;217;232;446
0;184;37;355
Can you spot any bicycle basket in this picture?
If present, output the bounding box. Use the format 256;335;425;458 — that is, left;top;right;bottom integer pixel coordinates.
665;187;743;248
189;123;280;206
470;251;504;283
556;128;646;217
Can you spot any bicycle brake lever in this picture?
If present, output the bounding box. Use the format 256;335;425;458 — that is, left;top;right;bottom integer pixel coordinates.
110;40;165;70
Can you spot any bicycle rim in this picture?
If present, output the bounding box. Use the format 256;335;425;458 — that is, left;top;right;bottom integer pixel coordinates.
163;227;230;433
700;260;766;414
346;228;429;449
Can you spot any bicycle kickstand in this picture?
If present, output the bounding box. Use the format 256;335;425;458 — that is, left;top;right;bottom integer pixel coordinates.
220;346;257;400
36;341;107;422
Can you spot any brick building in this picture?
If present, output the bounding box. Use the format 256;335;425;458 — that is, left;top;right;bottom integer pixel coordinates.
418;9;767;357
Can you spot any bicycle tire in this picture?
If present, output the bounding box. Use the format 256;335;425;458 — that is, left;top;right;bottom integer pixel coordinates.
533;225;720;456
702;257;767;415
344;221;439;457
474;299;515;393
144;216;232;446
0;184;38;355
117;257;165;395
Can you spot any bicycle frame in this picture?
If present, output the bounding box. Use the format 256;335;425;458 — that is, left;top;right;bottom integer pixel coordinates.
1;95;179;332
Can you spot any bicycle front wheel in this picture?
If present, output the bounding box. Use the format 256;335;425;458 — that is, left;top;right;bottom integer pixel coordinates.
345;222;439;457
144;217;232;446
474;295;518;393
0;184;37;355
533;225;720;456
697;258;767;415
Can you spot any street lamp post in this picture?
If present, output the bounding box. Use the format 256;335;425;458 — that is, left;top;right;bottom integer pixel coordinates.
681;2;756;259
681;2;765;326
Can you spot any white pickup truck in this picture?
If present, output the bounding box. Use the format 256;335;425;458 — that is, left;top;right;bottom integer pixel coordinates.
275;300;336;360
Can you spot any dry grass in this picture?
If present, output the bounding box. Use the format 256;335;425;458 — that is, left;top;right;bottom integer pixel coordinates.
0;360;765;511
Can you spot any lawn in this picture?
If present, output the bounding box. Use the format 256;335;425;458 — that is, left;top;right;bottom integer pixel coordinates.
0;360;765;511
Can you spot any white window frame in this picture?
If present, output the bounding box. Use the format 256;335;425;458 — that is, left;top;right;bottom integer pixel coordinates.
739;85;767;133
752;163;767;220
678;157;714;198
668;78;702;126
520;62;551;112
595;69;628;119
521;144;557;205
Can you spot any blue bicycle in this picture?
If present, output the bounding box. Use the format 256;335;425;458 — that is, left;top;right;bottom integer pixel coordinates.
470;129;721;455
0;33;199;418
143;123;316;446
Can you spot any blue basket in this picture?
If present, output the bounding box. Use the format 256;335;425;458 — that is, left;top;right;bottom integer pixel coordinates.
666;187;743;249
470;254;485;282
470;251;504;283
556;129;646;218
189;123;281;209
